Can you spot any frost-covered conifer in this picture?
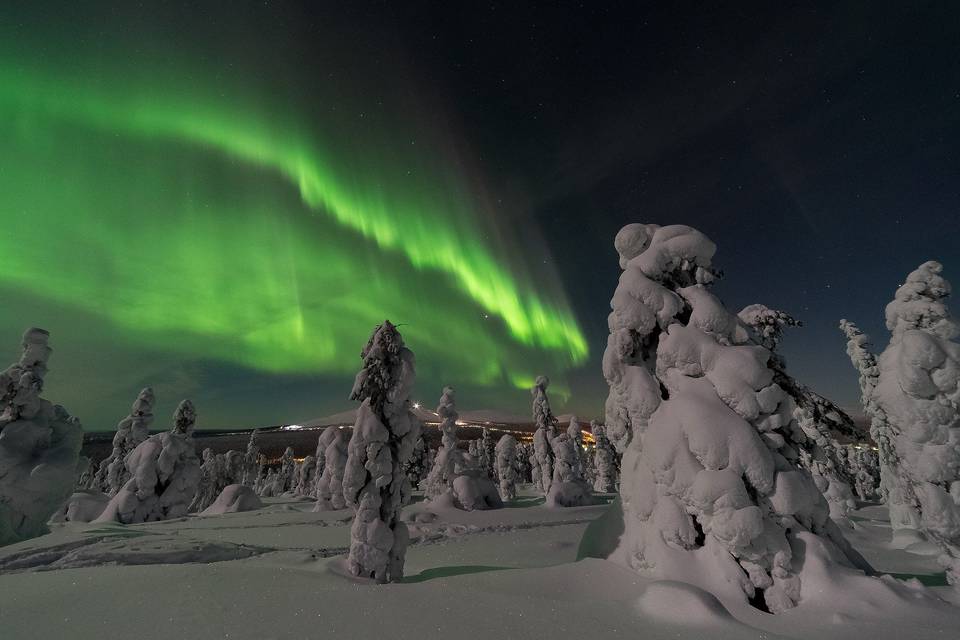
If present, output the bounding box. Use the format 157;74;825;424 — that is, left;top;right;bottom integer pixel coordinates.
495;434;518;501
602;223;869;613
531;376;557;495
314;428;348;510
870;261;960;581
91;387;155;495
342;321;422;583
547;421;593;507
241;429;261;487
189;448;221;512
480;427;496;480
312;426;339;495
515;442;533;483
423;386;499;510
296;455;317;496
592;423;618;493
424;386;460;499
403;436;430;489
566;416;583;477
96;400;201;524
277;446;296;494
223;450;244;486
840;319;911;526
0;328;83;546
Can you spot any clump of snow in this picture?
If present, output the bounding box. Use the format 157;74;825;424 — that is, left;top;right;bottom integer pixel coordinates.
341;320;422;583
495;434;519;501
603;223;870;613
95;400;200;524
0;328;83;546
49;489;110;523
201;484;263;515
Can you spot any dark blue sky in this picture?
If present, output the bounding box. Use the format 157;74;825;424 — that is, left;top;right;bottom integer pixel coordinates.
389;1;960;415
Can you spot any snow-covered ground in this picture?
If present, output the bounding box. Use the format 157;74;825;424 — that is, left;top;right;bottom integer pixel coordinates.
1;489;957;639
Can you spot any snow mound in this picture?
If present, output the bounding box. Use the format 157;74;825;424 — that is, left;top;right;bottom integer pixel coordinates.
49;490;110;523
636;581;743;627
201;484;263;515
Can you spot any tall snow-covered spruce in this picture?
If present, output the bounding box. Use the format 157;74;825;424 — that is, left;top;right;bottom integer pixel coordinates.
868;261;960;581
531;375;557;495
92;387;155;495
0;328;83;546
342;321;422;583
424;386;460;499
495;434;518;501
602;223;869;613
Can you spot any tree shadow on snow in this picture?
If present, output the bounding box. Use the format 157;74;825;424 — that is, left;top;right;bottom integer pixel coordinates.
401;565;516;583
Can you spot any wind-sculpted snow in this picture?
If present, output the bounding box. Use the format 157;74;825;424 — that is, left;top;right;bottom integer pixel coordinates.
342;321;421;583
603;223;870;613
0;328;83;547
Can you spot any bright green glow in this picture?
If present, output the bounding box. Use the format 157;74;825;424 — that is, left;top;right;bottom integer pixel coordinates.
0;65;587;363
0;47;588;425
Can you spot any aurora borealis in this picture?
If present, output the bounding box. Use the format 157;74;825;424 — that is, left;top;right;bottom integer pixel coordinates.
0;4;587;428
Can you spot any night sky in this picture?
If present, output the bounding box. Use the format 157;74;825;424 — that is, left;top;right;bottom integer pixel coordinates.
1;2;957;430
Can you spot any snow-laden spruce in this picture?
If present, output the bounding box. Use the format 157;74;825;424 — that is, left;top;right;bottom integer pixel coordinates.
296;455;318;496
189;448;222;513
91;387;155;495
313;426;345;507
0;328;83;546
592;422;619;493
404;435;430;489
423;386;501;510
277;446;296;494
424;386;460;499
241;429;261;486
531;376;557;495
602;223;870;613
341;321;422;582
547;416;593;507
480;427;496;480
868;261;960;581
96;400;201;524
495;434;519;501
840;319;913;528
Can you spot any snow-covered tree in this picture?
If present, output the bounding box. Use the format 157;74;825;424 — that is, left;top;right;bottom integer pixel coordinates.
96;400;201;524
868;261;960;582
314;428;348;510
547;420;593;507
296;455;318;496
515;442;533;483
840;319;909;523
566;416;583;477
189;448;221;512
848;446;880;501
91;387;155;494
277;446;296;494
258;469;280;497
422;386;500;510
241;429;261;486
480;427;496;480
223;450;244;486
592;423;618;493
342;321;422;583
424;386;460;499
403;435;430;490
531;376;557;495
0;328;83;546
495;434;519;501
602;223;870;613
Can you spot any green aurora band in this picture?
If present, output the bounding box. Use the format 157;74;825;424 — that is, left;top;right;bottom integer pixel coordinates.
0;49;587;424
